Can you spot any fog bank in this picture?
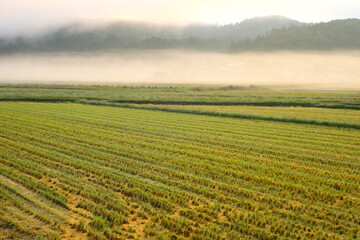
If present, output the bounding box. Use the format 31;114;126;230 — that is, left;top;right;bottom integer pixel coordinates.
0;51;359;90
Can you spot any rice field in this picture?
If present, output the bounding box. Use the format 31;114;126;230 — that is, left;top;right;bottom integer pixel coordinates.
1;84;360;109
129;104;360;124
0;102;359;240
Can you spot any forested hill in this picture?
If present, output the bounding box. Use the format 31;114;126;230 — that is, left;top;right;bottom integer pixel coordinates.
0;16;302;53
182;15;303;44
0;17;359;53
230;19;360;51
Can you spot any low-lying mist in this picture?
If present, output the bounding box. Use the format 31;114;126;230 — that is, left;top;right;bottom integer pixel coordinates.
0;50;359;90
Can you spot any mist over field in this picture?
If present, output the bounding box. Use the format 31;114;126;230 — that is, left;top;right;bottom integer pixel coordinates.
1;16;359;90
0;51;359;89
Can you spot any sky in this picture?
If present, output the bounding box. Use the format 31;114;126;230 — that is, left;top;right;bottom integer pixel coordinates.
0;0;360;36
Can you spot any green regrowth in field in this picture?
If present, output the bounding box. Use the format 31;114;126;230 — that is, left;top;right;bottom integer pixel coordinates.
0;102;359;240
131;104;360;125
1;85;360;109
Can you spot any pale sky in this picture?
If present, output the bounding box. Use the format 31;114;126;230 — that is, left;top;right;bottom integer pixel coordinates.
1;0;359;36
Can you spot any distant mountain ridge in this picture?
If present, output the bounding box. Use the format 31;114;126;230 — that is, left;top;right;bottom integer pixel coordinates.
0;16;359;53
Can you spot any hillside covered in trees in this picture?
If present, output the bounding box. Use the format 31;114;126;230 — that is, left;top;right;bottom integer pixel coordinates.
231;19;360;51
0;17;359;53
0;16;302;53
